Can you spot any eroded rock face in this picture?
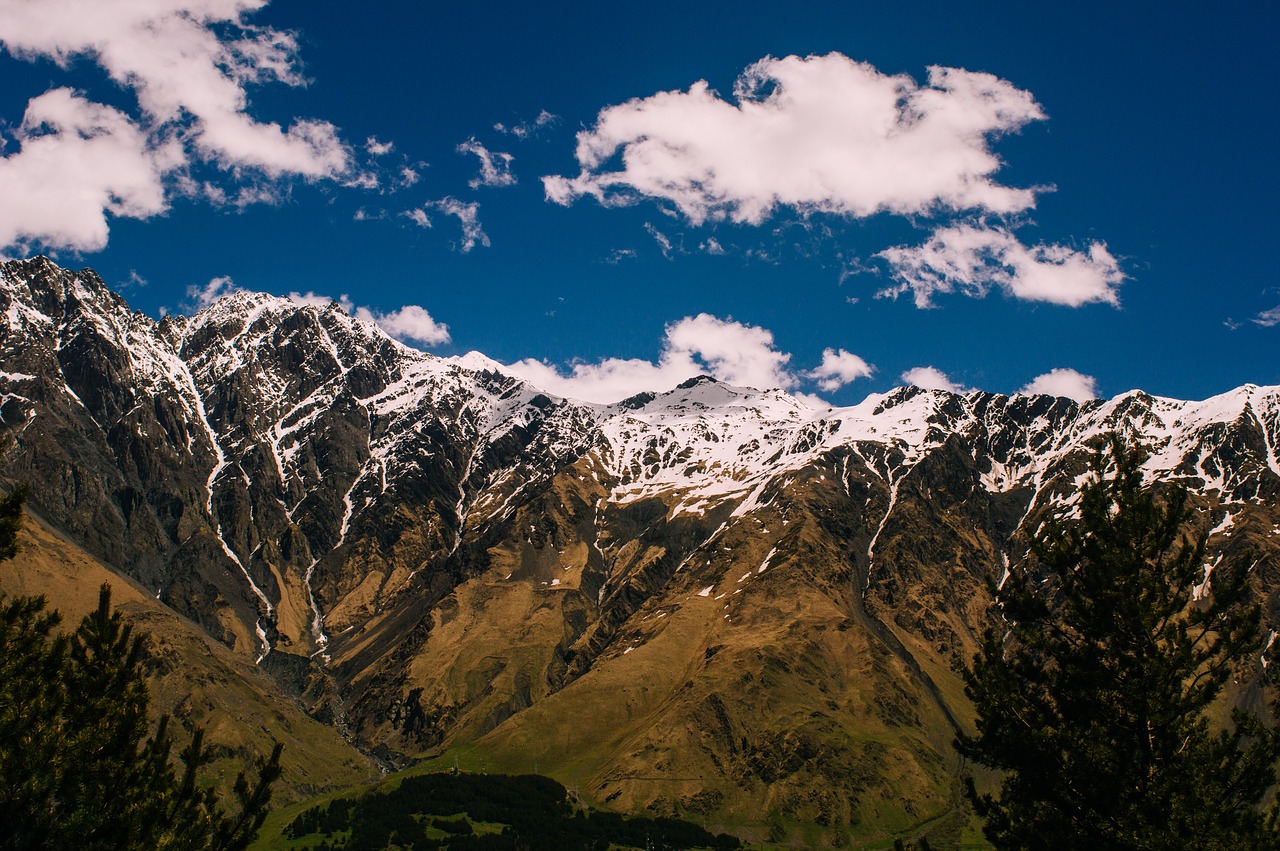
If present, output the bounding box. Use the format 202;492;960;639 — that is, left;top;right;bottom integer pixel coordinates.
3;256;1280;842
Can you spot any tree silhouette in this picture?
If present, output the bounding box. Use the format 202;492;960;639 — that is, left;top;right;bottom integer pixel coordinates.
958;437;1280;849
0;488;281;850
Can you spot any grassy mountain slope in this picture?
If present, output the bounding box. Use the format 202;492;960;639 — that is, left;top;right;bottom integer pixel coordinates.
0;507;378;804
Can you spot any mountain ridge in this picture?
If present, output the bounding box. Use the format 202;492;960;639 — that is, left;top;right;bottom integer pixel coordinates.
3;255;1279;844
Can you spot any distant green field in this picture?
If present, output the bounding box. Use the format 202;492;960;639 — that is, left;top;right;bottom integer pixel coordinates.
256;771;742;850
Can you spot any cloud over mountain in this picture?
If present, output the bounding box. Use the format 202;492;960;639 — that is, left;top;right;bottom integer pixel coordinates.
544;53;1045;224
0;0;358;252
1019;368;1098;401
877;223;1124;308
901;366;968;393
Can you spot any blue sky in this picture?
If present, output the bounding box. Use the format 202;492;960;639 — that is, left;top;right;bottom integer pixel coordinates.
1;1;1276;405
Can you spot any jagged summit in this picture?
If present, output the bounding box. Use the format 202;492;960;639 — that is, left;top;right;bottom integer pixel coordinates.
3;257;1279;842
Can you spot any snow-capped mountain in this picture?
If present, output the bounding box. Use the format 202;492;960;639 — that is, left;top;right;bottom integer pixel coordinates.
3;256;1278;841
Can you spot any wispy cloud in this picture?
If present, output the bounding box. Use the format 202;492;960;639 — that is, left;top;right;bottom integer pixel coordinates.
544;53;1044;224
458;138;516;189
186;275;243;311
366;137;395;156
494;110;558;140
644;223;675;258
0;0;362;253
876;223;1124;308
430;197;490;252
1252;305;1280;328
403;208;432;228
1019;368;1098;401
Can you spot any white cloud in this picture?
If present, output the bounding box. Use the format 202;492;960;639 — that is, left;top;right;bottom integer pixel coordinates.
187;275;242;310
458;138;516;189
432;197;490;252
807;348;874;391
398;165;421;188
667;314;794;390
289;291;450;347
877;223;1123;308
544;53;1044;225
403;208;432;228
354;304;451;347
286;290;350;310
0;89;180;252
1252;306;1280;328
366;137;395;156
644;222;674;258
0;0;357;252
1019;368;1098;401
901;366;968;393
505;314;799;404
0;0;351;178
494;110;558;139
184;284;449;349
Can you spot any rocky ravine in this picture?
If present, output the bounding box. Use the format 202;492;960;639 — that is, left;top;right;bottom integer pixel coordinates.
3;256;1279;842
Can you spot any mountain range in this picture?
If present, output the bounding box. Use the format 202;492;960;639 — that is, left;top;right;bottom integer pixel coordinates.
2;255;1278;845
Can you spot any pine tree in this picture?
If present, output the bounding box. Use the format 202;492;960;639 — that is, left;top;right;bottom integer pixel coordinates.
0;487;282;850
957;437;1280;850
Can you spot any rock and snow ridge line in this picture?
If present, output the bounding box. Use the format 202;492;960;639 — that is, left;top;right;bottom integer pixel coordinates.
3;256;1280;659
3;256;1280;514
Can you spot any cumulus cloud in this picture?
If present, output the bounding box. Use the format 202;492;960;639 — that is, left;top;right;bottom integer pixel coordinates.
877;223;1124;308
544;53;1044;225
0;0;350;177
1252;306;1280;328
458;138;516;189
288;291;450;347
505;314;799;404
807;348;875;391
0;0;358;252
431;197;490;252
1019;368;1098;401
0;89;180;252
901;366;968;393
354;304;451;347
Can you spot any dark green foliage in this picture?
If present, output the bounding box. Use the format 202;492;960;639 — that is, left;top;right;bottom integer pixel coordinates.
0;583;282;850
958;437;1280;850
0;483;26;561
283;772;741;850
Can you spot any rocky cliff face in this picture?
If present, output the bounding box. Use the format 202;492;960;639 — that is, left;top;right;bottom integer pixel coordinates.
3;256;1279;843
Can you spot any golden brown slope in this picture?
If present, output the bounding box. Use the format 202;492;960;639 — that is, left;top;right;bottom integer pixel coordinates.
0;508;378;805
